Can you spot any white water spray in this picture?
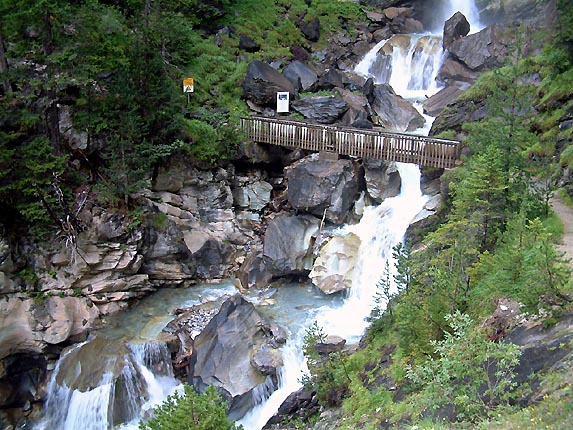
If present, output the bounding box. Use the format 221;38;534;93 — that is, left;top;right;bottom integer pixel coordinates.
38;340;180;430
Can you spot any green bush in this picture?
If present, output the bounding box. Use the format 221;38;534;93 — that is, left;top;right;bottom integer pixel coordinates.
139;384;242;430
406;311;522;422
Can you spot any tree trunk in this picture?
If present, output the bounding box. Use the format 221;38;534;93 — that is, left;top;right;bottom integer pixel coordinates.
0;30;11;94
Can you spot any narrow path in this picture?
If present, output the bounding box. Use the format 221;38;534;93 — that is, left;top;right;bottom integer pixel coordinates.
550;195;573;272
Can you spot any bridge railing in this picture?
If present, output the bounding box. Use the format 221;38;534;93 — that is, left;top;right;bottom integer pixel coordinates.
241;116;461;169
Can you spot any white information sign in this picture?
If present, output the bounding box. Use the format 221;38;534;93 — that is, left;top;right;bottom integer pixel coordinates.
276;91;289;113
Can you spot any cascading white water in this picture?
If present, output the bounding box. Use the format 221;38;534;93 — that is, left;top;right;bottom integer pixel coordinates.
355;35;445;99
39;339;180;430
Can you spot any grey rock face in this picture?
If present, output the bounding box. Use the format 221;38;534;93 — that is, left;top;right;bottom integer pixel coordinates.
286;155;359;225
363;159;401;203
242;61;297;107
364;80;425;131
448;24;512;71
263;214;320;276
443;12;470;51
292;95;348;124
189;295;285;420
282;61;319;93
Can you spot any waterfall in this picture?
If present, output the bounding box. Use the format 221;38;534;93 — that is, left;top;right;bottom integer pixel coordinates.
355;35;446;99
38;339;180;430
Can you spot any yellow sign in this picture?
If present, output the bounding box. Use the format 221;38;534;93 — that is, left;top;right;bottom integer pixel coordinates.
183;78;194;93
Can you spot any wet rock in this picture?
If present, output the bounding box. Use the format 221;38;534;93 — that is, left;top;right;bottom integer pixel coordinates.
263;214;320;276
252;343;283;375
286;155;360;225
443;12;470;51
310;233;360;294
242;61;297;107
437;57;479;86
448;24;515;72
363;159;401;203
237;251;273;290
189;295;286;420
422;85;464;117
291;95;348;124
364;80;425;131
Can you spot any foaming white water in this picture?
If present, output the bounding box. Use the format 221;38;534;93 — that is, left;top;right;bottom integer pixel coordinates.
316;164;427;342
355;35;446;99
238;333;308;430
38;340;180;430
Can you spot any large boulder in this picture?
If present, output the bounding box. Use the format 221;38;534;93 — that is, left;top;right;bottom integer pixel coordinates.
363;159;401;203
443;12;470;51
447;24;518;72
242;61;297;107
422;85;464;117
437;57;479;86
189;295;286;420
299;17;320;42
364;80;425;131
292;95;348;124
286;155;360;225
282;61;319;93
263;214;320;276
309;233;361;294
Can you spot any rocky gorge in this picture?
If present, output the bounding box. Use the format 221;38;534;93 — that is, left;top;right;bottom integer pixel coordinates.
1;0;572;429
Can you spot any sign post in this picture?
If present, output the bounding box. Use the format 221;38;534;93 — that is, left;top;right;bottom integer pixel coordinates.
277;91;289;113
183;78;194;106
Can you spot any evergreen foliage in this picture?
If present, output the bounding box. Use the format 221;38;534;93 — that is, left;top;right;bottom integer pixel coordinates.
139;384;242;430
406;312;522;422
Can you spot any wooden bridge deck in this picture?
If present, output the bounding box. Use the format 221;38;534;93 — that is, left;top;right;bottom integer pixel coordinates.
241;116;461;169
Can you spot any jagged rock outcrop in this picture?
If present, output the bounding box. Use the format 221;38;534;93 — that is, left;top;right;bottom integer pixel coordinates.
422;85;465;117
447;24;517;72
443;12;470;51
262;214;320;276
282;61;319;93
364;80;425;131
242;60;297;107
292;95;348;124
309;233;360;294
363;159;401;203
189;295;286;420
286;154;360;225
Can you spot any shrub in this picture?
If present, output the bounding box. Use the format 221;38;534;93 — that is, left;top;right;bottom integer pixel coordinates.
139;384;242;430
406;311;522;422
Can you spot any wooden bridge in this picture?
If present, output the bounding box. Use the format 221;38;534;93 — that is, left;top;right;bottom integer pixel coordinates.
241;116;461;169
